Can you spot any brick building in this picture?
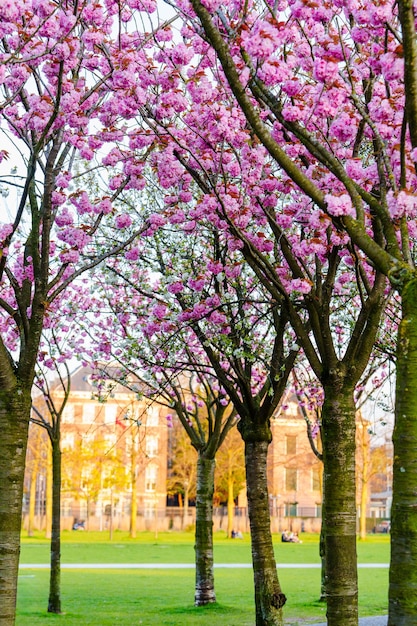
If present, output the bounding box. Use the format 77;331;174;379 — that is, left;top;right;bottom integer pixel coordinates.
26;365;169;531
268;394;322;531
25;368;389;534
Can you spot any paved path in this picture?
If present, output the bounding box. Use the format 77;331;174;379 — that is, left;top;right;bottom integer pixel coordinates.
311;618;387;626
19;562;389;569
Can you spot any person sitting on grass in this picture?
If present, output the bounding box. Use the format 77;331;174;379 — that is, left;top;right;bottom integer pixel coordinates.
281;530;302;543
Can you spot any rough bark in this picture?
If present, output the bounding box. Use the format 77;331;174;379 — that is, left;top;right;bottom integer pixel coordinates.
319;523;327;602
194;454;216;606
0;388;32;626
321;382;358;626
388;278;417;625
48;437;62;614
45;446;52;539
319;469;326;603
242;421;286;626
398;0;417;150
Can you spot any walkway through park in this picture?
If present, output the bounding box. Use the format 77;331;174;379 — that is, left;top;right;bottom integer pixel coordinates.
19;562;389;569
311;615;388;626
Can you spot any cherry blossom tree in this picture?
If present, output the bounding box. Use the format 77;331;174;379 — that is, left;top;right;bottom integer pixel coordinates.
92;360;236;606
69;215;236;604
1;3;409;626
129;88;387;626
127;1;411;622
31;352;70;614
0;1;163;621
84;210;299;624
173;1;414;622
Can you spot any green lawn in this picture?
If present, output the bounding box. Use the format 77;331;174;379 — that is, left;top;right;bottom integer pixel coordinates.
16;532;389;626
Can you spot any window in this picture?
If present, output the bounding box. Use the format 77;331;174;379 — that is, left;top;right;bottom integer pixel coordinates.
83;432;94;445
285;468;297;492
146;405;159;427
287;402;299;416
146;436;158;457
61;433;75;450
286;435;297;455
81;468;92;490
82;404;96;424
62;499;72;516
285;502;298;517
104;432;117;447
62;404;75;423
145;465;157;492
312;467;321;492
144;500;156;518
105;404;117;423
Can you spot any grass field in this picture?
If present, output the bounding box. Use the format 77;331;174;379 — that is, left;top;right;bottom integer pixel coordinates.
17;531;390;626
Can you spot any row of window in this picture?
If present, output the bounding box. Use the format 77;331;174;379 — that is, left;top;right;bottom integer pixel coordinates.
61;499;161;519
284;467;321;492
62;403;160;426
61;432;159;457
65;464;160;494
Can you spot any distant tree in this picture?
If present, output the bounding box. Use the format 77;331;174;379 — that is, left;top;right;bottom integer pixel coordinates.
0;2;154;619
31;355;70;614
214;426;245;538
167;418;198;525
169;2;416;622
74;199;298;617
25;425;48;538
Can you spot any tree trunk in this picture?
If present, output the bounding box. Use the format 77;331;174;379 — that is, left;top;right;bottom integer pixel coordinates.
389;279;417;625
319;522;327;602
48;437;62;613
45;444;53;540
0;389;32;626
245;436;286;626
194;454;216;606
321;382;358;626
316;450;326;602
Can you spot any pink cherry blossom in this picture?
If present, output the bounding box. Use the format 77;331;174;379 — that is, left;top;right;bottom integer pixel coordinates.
325;193;355;217
115;214;133;229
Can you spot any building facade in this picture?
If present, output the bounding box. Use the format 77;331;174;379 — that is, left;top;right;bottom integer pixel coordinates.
267;395;323;532
25;368;391;533
26;366;169;531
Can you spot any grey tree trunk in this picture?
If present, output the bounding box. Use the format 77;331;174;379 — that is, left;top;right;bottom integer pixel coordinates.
389;279;417;625
0;388;32;626
48;437;62;613
321;382;358;626
245;437;286;626
319;498;326;602
194;454;216;605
